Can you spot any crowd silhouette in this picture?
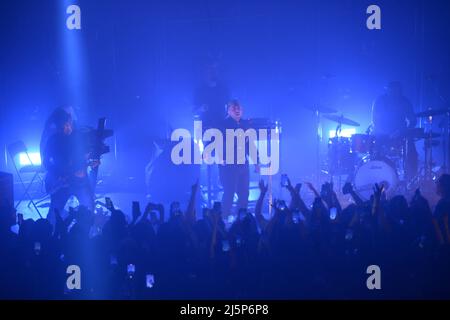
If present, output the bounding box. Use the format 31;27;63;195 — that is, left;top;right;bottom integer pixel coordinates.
1;174;450;299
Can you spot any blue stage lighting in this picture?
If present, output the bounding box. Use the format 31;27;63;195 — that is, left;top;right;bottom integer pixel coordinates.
329;128;356;138
19;152;42;166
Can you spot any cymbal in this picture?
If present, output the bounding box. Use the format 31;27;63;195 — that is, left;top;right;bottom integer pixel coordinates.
304;105;337;114
323;114;360;127
415;108;450;118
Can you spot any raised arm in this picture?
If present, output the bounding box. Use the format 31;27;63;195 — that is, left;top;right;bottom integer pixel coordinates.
155;203;165;224
209;211;220;260
343;182;364;207
372;183;390;232
286;179;310;217
444;214;450;244
186;179;199;225
306;182;320;199
330;183;342;212
255;179;268;228
432;200;450;245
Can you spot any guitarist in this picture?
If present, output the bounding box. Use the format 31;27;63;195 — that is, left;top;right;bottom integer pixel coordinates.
43;109;99;225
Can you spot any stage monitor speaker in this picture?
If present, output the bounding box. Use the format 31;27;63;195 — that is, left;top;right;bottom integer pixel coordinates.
0;171;14;207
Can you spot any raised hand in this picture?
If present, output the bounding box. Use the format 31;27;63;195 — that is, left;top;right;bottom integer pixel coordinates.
413;188;423;201
342;182;353;195
411;188;427;207
320;182;334;208
306;182;314;191
286;177;294;191
373;183;385;200
144;202;155;212
132;201;141;223
191;179;199;194
259;179;268;194
89;159;101;169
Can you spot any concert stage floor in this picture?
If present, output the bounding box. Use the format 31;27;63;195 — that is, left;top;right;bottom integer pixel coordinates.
14;192;150;224
12;175;441;234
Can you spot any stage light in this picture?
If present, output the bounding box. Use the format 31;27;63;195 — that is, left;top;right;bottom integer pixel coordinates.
19;152;41;166
275;120;282;134
195;138;205;154
329;128;356;138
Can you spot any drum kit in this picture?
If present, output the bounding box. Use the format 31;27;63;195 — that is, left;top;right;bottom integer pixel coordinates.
317;106;450;200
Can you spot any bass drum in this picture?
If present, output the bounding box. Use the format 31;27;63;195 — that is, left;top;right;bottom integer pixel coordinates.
353;158;398;201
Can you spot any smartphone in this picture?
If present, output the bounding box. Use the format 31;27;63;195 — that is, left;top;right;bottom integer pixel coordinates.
342;182;352;195
345;229;353;241
292;210;300;224
222;240;230;252
146;274;155;288
277;200;287;211
329;207;337;220
34;242;41;255
280;174;289;187
127;264;136;277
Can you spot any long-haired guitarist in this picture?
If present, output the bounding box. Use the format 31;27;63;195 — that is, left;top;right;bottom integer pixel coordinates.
42;108;98;225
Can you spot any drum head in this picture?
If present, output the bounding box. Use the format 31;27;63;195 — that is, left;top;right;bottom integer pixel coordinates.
353;159;398;200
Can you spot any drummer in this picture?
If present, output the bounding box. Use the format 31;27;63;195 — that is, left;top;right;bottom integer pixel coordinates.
371;81;418;180
372;81;416;135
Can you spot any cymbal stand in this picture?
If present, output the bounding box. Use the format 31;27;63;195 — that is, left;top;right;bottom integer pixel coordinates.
444;110;450;174
314;108;322;186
